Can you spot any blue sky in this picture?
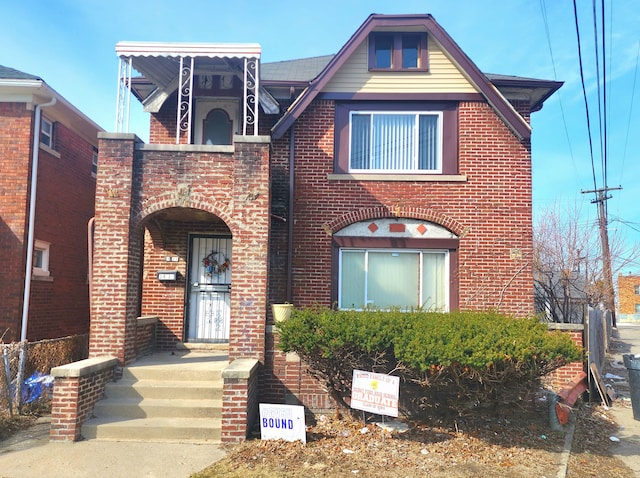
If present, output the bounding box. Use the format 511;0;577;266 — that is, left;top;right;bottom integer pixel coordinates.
2;0;639;273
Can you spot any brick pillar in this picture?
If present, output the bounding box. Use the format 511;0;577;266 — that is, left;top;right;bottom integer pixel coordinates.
228;138;270;362
90;133;142;365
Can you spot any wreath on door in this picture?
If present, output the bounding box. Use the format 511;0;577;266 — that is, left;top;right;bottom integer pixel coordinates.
202;251;231;276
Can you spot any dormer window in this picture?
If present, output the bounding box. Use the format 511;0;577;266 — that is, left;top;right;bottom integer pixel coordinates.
369;33;428;71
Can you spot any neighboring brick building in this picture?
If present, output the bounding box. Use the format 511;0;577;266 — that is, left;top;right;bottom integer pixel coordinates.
91;14;561;433
0;66;102;342
618;273;640;315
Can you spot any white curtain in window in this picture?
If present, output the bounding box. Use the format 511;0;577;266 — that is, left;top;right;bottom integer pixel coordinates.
418;115;439;170
367;251;419;308
350;114;370;169
340;250;366;308
372;114;414;170
422;252;445;310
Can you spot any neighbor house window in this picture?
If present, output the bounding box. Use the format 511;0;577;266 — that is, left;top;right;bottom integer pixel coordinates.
635;304;640;313
92;148;98;177
40;117;53;148
349;111;442;172
338;249;448;310
369;33;428;71
634;285;640;295
33;240;50;276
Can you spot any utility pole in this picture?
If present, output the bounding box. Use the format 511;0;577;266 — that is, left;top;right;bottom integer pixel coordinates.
582;186;621;327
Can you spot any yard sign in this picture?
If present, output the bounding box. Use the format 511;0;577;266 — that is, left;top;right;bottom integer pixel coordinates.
350;369;400;417
259;403;306;443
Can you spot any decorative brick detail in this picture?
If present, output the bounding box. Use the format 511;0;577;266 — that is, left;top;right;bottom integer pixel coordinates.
368;222;378;233
417;224;428;235
389;223;405;233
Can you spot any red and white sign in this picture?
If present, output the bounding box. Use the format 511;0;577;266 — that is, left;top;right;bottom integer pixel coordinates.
350;370;400;417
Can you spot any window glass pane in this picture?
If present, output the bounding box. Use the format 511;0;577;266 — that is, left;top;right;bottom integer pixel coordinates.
402;36;419;68
340;251;366;308
422;253;446;310
374;35;393;68
40;119;52;147
368;251;419;308
350;114;371;170
635;304;640;313
372;114;414;170
418;115;439;170
33;249;44;269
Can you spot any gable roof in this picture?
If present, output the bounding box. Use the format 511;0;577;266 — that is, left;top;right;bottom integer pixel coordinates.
0;65;42;81
271;14;538;140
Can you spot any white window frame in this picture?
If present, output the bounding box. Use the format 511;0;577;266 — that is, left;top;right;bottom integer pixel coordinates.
348;111;443;173
40;117;53;149
33;240;51;277
338;248;449;311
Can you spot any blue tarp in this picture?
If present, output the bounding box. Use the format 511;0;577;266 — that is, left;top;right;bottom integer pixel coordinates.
22;372;54;404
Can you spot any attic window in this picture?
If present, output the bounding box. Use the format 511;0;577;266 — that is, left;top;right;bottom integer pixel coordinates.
369;33;428;71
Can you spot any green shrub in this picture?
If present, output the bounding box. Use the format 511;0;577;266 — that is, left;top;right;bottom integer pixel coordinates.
277;308;582;416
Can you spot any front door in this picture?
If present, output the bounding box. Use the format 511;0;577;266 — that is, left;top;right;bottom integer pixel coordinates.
187;236;232;342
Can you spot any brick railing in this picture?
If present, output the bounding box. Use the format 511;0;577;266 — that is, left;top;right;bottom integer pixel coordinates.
545;323;585;391
49;356;118;441
220;358;260;442
136;316;157;357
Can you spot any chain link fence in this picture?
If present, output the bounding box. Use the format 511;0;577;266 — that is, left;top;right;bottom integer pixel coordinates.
0;334;88;416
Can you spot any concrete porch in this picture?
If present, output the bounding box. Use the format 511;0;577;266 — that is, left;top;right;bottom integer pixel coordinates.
81;349;228;442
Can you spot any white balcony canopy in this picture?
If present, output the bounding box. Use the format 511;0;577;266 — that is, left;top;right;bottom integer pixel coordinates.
115;41;277;143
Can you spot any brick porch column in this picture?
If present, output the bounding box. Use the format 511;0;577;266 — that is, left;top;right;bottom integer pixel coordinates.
90;133;143;365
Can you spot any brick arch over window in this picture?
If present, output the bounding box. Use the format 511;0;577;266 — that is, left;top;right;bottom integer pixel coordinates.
324;205;466;237
131;192;236;235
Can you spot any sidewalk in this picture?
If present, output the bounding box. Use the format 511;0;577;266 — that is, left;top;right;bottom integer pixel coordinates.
604;323;640;478
0;421;226;478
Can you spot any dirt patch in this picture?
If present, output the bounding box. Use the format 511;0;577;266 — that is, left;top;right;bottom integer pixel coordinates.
193;400;634;478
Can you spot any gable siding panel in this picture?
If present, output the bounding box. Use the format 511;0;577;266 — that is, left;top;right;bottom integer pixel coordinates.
323;39;478;94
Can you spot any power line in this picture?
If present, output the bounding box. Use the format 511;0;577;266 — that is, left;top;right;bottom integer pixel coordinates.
572;0;599;194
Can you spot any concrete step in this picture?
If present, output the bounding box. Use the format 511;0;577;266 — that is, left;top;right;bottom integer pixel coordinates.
92;397;222;419
104;380;223;400
83;351;226;443
81;416;221;442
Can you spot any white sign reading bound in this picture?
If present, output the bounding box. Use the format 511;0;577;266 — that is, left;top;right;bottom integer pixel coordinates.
259;403;307;444
351;370;400;417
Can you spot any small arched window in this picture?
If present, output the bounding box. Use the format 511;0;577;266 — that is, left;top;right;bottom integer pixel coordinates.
203;109;232;145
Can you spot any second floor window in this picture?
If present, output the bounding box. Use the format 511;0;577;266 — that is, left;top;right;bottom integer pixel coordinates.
349;111;442;172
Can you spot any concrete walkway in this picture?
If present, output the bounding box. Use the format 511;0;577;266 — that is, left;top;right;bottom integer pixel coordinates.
0;417;226;478
606;323;640;477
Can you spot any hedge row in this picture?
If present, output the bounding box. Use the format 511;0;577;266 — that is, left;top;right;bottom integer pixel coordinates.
277;308;582;415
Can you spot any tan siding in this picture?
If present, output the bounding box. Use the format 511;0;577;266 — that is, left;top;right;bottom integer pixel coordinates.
323;36;478;94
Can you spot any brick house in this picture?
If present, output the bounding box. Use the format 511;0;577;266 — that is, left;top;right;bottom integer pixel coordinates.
618;273;640;316
0;66;102;342
88;14;561;434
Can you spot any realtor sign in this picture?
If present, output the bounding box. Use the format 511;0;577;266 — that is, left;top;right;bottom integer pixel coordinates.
259;403;306;443
351;370;400;417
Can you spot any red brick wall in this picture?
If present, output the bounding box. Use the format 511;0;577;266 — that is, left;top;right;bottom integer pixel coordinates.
545;329;585;390
0;103;96;342
28;121;95;340
0;103;33;342
263;98;535;412
50;366;115;441
618;274;640;314
91;135;271;363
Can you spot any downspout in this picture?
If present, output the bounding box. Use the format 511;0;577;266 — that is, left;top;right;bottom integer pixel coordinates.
20;97;57;342
286;127;295;302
